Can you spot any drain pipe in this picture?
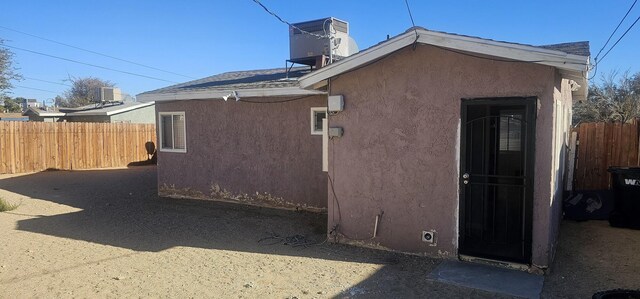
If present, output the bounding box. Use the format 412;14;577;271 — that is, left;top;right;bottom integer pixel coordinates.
372;211;384;238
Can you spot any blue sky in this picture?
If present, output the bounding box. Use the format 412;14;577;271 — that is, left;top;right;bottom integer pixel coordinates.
2;0;639;103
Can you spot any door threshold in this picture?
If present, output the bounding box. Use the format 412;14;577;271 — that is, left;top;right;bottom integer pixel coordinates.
459;254;532;273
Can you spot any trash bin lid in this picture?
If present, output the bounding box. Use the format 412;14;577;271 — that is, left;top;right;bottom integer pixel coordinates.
607;166;640;174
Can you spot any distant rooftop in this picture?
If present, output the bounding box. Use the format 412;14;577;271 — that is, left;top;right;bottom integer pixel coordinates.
26;101;154;117
59;101;153;115
0;113;28;121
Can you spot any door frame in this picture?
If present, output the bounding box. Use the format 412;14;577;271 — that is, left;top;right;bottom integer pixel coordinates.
458;97;537;264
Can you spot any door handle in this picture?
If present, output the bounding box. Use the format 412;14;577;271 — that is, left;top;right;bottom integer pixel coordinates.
462;173;470;185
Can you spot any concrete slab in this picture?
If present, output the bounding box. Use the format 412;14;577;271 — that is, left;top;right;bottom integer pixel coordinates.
428;260;543;299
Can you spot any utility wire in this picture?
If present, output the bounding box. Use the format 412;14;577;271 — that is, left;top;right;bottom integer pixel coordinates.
14;85;60;94
2;44;179;84
587;60;599;80
23;76;71;87
403;0;420;49
597;14;640;64
593;0;637;61
250;0;328;39
404;0;417;28
0;25;196;79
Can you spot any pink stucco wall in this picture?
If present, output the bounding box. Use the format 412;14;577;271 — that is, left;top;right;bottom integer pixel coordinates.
327;45;561;267
546;74;574;265
155;96;328;210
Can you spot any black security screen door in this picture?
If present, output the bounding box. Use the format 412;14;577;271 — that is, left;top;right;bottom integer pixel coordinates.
459;98;536;264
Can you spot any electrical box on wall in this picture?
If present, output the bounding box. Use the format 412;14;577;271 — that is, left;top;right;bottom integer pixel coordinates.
328;95;344;112
328;127;343;138
422;230;437;246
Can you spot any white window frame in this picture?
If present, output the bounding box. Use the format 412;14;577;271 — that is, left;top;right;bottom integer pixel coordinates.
310;107;327;135
158;111;187;153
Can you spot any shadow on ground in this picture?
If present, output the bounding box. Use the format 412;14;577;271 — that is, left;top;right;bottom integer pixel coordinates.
2;166;351;258
5;167;634;297
2;166;505;297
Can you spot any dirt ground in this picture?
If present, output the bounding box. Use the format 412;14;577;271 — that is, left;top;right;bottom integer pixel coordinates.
542;220;640;298
0;166;638;298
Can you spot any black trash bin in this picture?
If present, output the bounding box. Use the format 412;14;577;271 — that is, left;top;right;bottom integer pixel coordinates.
607;167;640;229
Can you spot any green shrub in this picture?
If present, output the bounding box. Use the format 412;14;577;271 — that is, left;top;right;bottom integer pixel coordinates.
0;197;18;212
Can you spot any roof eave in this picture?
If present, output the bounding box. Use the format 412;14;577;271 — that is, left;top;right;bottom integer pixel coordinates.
299;31;416;89
137;87;326;103
106;102;154;116
300;28;590;89
559;69;589;102
65;112;108;117
24;108;65;117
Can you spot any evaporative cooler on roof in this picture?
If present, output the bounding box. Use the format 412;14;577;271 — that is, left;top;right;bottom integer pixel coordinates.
289;17;357;66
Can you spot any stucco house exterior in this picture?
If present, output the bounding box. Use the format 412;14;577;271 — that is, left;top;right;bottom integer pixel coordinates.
138;27;589;271
21;98;41;110
137;68;328;211
24;101;155;124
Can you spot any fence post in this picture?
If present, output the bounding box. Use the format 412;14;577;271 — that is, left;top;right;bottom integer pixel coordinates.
565;131;577;191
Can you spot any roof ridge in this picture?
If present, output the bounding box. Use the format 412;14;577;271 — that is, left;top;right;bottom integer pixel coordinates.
398;27;589;56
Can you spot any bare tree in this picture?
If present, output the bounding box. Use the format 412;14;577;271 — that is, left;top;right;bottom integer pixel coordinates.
574;71;640;124
0;39;23;97
59;76;116;107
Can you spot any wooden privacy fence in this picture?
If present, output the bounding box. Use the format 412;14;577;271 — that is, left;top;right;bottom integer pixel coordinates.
572;120;640;190
0;122;156;174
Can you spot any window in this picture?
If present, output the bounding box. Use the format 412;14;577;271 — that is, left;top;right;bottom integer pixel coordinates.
499;111;522;152
159;112;186;152
310;107;327;135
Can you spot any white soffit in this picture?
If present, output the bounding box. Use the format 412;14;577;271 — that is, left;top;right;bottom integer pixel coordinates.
137;87;325;103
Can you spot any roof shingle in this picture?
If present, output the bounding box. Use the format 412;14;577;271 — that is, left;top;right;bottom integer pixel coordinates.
538;41;590;56
138;67;311;96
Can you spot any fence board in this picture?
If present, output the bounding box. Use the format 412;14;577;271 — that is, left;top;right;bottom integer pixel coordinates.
0;121;156;174
596;123;606;188
576;124;585;189
627;123;638;165
0;123;6;173
573;121;640;190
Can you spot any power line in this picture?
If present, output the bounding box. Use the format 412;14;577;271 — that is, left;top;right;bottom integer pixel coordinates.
250;0;328;39
587;61;599;80
598;14;640;64
403;0;419;49
0;25;196;79
404;0;417;28
14;85;60;94
23;76;71;87
593;0;637;61
2;44;179;84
